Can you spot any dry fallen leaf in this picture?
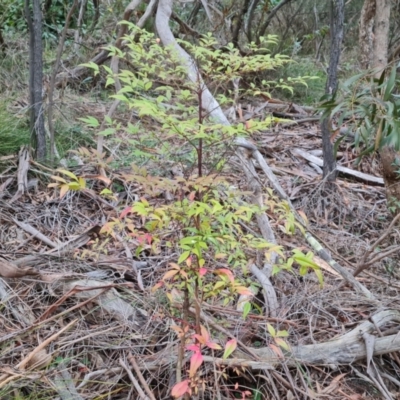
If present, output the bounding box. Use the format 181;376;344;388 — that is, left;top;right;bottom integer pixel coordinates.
0;258;39;278
26;349;52;370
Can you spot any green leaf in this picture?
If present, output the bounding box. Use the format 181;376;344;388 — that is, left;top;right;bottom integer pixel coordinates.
267;323;276;337
178;251;191;264
383;66;397;101
222;339;237;359
242;301;251;319
78;116;99;127
58;169;78;181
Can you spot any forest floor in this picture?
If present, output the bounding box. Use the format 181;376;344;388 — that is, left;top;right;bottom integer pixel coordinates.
0;96;399;400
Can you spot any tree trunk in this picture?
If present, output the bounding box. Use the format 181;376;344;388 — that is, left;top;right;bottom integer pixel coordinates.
256;0;294;45
371;0;395;214
321;0;344;182
25;0;47;160
231;0;250;49
358;0;391;74
372;0;390;75
358;0;375;69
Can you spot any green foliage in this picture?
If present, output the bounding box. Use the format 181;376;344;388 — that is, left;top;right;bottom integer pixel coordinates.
83;26;322;397
320;66;400;155
271;58;324;104
0;101;30;155
0;0;97;39
83;25;312;174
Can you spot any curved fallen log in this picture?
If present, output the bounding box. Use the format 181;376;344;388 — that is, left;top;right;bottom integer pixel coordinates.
145;310;400;371
209;309;400;369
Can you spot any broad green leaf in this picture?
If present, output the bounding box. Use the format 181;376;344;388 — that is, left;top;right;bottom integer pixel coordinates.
267;323;276;337
78;116;99;127
178;251;191;264
242;301;251;319
58;169;78;181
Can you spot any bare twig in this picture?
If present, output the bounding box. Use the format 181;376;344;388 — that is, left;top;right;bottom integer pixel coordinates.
353;212;400;277
119;358;150;400
128;353;157;400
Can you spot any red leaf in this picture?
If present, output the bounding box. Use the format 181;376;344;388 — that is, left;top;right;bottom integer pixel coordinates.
269;343;284;358
119;207;132;219
193;334;206;344
188;191;196;201
215;268;235;283
199;267;207;277
186;344;201;352
235;286;253;296
145;233;152;245
151;281;164;292
206;341;222;350
171;380;190;398
200;325;210;342
189;351;203;377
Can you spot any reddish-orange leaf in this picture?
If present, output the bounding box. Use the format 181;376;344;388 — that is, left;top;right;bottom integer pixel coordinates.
189;351;203;377
193;334;206;345
200;325;210;342
119;207;132;219
223;339;237;359
171;380;190;398
187;344;201;352
151;281;164;292
269;343;284;358
59;184;69;198
170;325;183;336
235;286;253;296
188;191;196;201
162;269;179;281
215;268;234;283
206;341;222;350
199;267;207;277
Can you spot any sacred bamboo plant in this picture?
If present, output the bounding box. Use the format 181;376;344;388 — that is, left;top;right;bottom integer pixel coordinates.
319;66;400;213
83;25;321;398
320;66;400;156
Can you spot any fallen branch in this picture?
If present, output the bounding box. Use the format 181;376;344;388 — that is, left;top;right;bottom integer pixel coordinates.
292;148;384;185
10;146;29;203
140;310;400;371
12;218;59;249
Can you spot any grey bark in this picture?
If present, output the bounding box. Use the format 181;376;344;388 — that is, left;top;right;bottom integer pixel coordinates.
231;0;250;48
25;0;46;160
372;0;390;76
358;0;375;69
321;0;344;182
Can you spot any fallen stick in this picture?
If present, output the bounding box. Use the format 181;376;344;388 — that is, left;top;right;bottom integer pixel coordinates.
9;146;30;203
12;218;59;249
292;148;384;185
